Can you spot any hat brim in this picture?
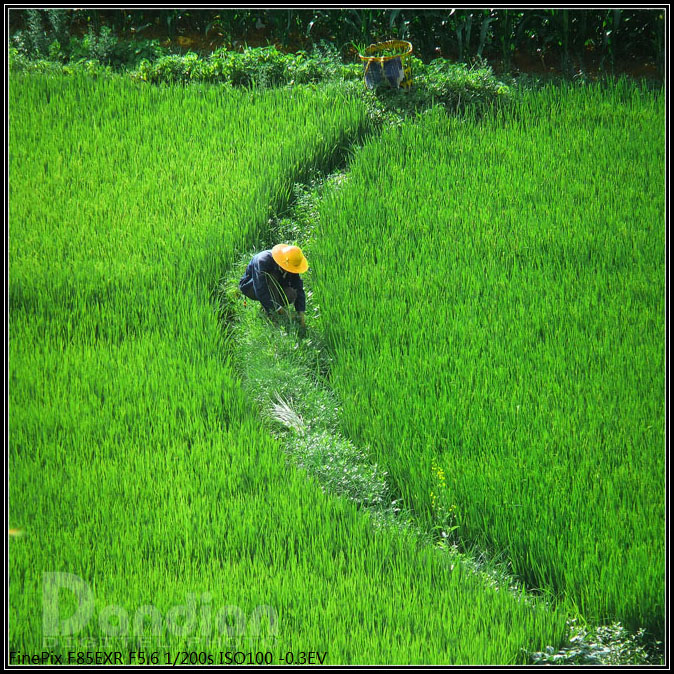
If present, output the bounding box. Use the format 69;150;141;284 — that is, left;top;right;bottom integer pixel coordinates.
272;244;309;274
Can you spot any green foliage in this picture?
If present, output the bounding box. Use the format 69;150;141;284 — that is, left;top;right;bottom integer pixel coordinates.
532;620;657;665
45;8;70;46
8;47;114;77
66;27;166;67
356;56;512;128
10;11;167;69
131;43;360;87
24;9;50;57
68;25;117;63
9;8;665;76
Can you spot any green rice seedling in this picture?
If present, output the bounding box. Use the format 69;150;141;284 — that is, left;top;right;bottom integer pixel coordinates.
9;71;568;665
309;79;665;643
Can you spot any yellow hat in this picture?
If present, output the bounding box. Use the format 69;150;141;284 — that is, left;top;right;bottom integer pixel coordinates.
272;244;309;274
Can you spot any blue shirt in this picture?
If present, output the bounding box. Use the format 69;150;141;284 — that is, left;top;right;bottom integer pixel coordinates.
239;250;306;314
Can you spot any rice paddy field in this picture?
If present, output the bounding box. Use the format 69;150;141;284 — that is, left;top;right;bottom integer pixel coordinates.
309;81;666;641
8;68;665;665
8;72;570;665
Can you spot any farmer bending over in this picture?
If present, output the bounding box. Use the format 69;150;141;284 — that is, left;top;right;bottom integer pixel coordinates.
239;244;308;327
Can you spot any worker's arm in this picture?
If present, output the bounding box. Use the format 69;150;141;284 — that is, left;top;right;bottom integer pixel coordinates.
288;273;306;316
288;274;306;328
